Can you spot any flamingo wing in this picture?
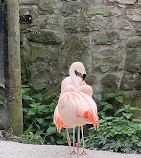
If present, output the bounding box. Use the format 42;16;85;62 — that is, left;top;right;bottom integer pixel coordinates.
78;85;93;97
79;92;99;129
58;92;97;129
54;106;63;133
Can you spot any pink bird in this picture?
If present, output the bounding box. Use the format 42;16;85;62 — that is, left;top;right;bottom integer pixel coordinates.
61;62;93;155
54;85;99;157
54;62;99;157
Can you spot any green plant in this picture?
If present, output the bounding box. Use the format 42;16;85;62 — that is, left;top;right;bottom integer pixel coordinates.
19;129;44;144
0;83;6;108
85;92;141;154
22;83;68;145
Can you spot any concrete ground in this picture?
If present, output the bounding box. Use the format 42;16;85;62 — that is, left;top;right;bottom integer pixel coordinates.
0;140;140;158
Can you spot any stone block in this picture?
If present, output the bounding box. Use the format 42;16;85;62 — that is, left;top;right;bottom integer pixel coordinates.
116;0;136;4
124;47;141;73
135;24;141;36
127;36;141;48
91;31;120;45
40;16;63;30
38;0;59;14
101;74;120;92
107;0;136;4
138;0;141;6
59;36;89;75
64;17;100;33
127;9;141;22
87;6;121;17
113;18;133;30
27;30;63;44
19;0;39;5
21;42;60;89
60;1;85;17
93;47;124;73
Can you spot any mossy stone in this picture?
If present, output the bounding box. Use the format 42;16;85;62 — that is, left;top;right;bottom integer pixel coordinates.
87;6;120;17
39;3;53;14
60;1;86;17
19;0;39;5
40;16;63;30
101;74;119;92
135;24;141;36
59;36;88;75
64;17;100;33
125;48;141;73
21;42;61;89
92;31;120;45
27;30;63;45
127;37;141;48
93;47;124;72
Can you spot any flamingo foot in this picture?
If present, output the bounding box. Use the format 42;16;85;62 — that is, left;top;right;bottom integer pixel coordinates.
67;150;77;156
71;150;77;155
79;150;87;156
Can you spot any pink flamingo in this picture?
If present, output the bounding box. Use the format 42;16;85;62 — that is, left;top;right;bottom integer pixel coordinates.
54;86;99;158
54;62;98;157
61;62;93;155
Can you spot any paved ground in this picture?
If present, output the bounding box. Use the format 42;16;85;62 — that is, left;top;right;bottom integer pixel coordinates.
0;140;140;158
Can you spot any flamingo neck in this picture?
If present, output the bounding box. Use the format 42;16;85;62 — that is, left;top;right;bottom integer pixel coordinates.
69;65;79;88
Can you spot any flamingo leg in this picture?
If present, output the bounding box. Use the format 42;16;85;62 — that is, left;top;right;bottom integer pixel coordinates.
77;126;80;158
71;128;77;155
66;128;71;157
80;126;87;156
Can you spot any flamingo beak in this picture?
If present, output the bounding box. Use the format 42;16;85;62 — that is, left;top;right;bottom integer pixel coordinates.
82;74;86;81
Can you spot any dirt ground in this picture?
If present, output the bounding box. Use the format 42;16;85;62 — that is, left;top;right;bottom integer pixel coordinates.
0;140;140;158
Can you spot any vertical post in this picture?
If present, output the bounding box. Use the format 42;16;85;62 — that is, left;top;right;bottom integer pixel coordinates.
7;0;23;136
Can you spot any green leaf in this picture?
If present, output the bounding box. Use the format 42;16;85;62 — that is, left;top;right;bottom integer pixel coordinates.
94;94;102;101
115;107;125;115
137;142;141;147
21;88;31;93
29;103;41;108
28;109;36;115
46;127;56;136
36;118;44;124
0;99;6;108
100;102;109;106
115;96;123;104
109;93;116;98
22;85;30;88
30;84;45;90
22;94;34;101
56;139;65;145
32;94;42;101
0;83;5;89
122;113;133;119
0;131;3;138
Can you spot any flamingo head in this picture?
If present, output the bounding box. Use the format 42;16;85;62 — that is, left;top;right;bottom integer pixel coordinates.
69;62;87;80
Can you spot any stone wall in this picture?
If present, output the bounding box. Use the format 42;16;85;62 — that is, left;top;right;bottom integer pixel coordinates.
19;0;141;117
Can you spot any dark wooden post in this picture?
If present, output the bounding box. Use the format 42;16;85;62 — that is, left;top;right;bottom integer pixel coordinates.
7;0;23;136
0;0;8;130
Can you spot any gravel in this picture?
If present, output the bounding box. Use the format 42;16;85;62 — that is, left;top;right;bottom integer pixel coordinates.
0;140;140;158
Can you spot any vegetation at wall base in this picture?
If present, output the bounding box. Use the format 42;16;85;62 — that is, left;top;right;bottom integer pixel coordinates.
85;92;141;154
22;83;68;145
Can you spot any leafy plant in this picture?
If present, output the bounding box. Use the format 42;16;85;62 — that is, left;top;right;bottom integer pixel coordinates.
0;83;6;108
19;130;44;145
85;92;141;154
22;83;68;145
